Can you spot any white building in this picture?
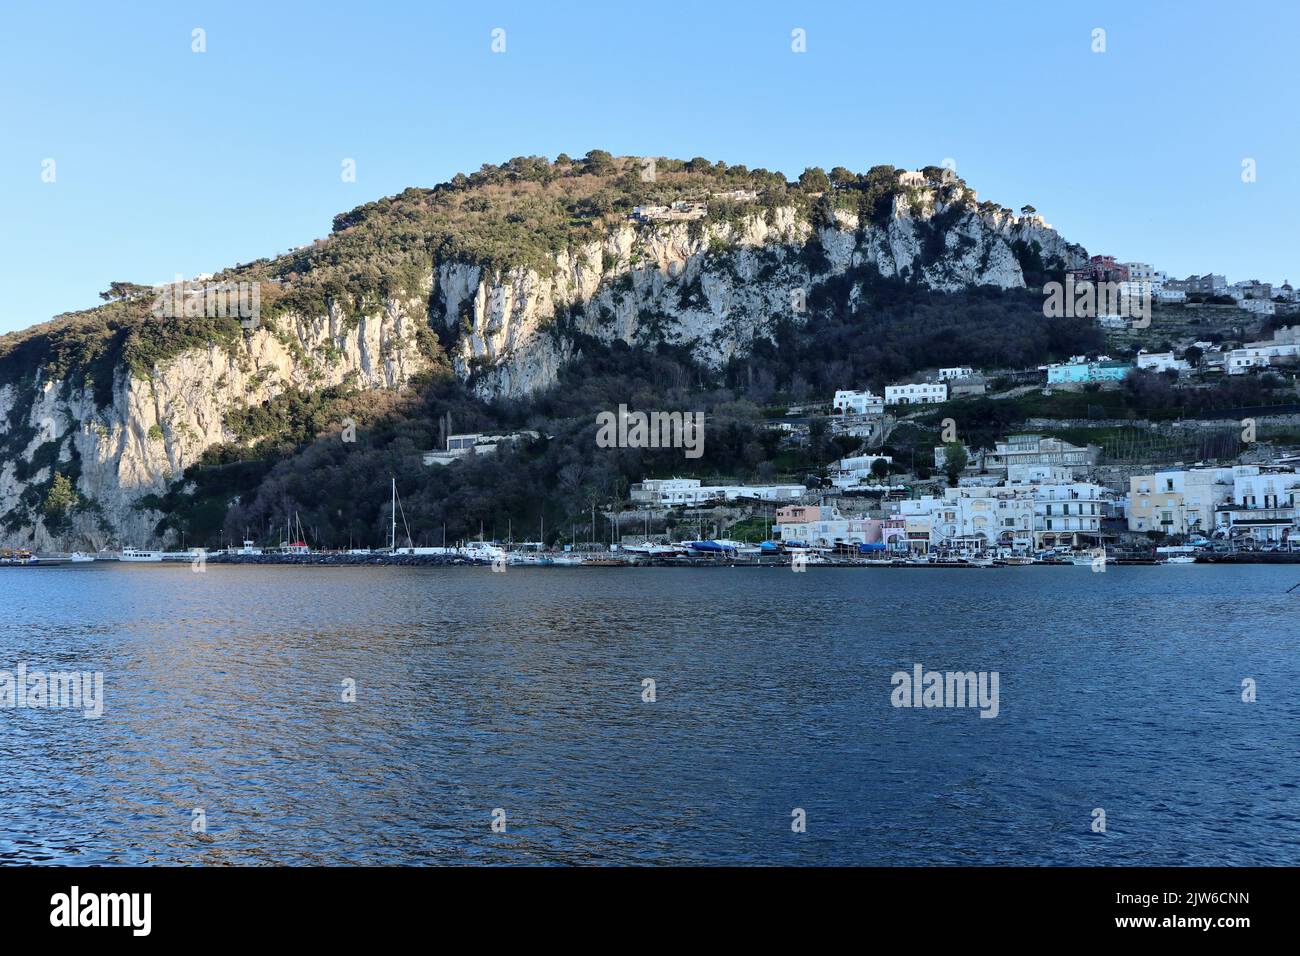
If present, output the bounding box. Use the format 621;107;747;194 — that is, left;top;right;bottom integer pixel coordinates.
985;433;1100;476
893;480;1110;551
1240;298;1276;316
630;478;804;507
1136;350;1191;373
1225;328;1300;374
885;382;947;405
897;489;1036;553
1121;262;1165;289
831;454;893;489
774;505;907;550
1216;468;1300;543
1229;280;1272;301
938;366;975;382
832;389;884;416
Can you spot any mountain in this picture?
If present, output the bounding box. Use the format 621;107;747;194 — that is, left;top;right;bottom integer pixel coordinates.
0;153;1089;549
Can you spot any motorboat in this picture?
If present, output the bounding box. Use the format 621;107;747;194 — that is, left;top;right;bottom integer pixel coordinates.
460;541;506;563
120;548;163;562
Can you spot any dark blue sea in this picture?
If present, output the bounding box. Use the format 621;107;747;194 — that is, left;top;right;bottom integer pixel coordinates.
2;563;1297;865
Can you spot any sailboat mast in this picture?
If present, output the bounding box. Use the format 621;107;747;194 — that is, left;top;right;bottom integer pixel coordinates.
390;478;396;552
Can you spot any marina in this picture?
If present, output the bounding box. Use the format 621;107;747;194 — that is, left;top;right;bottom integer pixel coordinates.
5;541;1298;569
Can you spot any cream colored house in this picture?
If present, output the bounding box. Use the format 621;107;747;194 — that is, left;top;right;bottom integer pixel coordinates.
1128;468;1235;535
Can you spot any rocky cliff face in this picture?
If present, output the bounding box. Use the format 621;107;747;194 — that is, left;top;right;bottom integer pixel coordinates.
0;301;430;550
0;178;1084;549
438;190;1082;397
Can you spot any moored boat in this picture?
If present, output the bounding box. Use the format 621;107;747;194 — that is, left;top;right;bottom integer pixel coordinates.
120;548;163;562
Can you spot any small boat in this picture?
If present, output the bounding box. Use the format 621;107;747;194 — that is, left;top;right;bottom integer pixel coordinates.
788;547;829;566
0;548;39;566
1063;551;1103;566
1163;554;1198;564
504;551;545;566
69;552;96;563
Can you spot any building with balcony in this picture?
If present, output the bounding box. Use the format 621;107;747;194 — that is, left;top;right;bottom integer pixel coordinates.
832;389;885;416
1070;255;1130;284
884;382;947;405
986;434;1101;476
1128;468;1238;535
1136;351;1191;373
1215;469;1300;543
773;505;907;550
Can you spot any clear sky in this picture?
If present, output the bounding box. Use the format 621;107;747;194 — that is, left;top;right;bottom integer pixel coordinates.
1;0;1296;335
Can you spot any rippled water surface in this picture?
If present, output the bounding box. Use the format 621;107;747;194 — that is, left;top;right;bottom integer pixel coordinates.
1;563;1298;865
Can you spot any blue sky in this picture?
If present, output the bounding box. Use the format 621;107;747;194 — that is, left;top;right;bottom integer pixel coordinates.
2;0;1297;335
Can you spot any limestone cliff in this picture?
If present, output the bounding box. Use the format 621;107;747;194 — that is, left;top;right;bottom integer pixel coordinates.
440;189;1082;397
0;300;430;550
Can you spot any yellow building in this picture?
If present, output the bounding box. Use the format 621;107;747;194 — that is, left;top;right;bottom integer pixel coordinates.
1128;469;1234;536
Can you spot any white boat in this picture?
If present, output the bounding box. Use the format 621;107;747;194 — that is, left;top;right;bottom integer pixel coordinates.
69;552;96;563
622;542;686;558
1163;554;1198;564
460;541;506;563
787;547;828;565
505;550;545;566
120;548;163;562
1065;552;1100;566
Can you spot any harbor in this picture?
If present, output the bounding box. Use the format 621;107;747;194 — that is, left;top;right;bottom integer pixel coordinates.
7;541;1299;569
